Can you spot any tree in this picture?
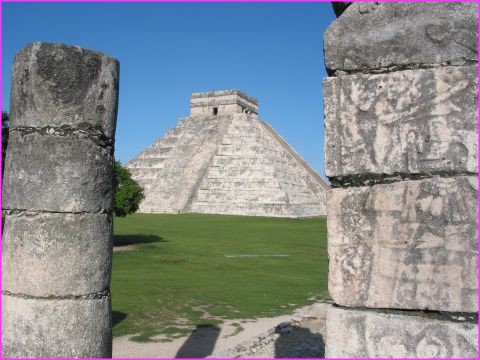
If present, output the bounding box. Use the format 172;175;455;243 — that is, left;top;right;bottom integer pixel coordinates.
2;111;9;175
113;161;145;217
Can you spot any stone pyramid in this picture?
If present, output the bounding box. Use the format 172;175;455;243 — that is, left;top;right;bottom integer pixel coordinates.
127;90;329;217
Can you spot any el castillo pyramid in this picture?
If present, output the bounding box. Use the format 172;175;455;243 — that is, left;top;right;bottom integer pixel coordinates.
127;90;329;217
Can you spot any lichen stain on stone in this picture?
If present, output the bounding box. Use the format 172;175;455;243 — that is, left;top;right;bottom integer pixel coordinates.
36;43;101;105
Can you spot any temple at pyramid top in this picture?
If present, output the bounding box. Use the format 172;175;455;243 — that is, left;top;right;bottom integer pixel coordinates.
190;90;259;117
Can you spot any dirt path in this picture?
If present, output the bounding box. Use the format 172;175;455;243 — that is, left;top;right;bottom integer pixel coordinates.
113;303;327;358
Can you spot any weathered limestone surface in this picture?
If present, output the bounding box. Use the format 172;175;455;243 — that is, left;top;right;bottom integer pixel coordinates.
324;2;478;74
327;176;478;313
127;90;328;217
3;131;114;212
10;42;119;139
190;115;327;217
2;42;118;358
324;65;478;180
323;2;478;357
129;115;233;213
190;90;259;117
2;213;112;296
2;295;111;358
325;306;478;358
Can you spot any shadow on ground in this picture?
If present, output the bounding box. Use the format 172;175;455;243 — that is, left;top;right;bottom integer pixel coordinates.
274;325;325;358
112;311;128;327
114;234;164;247
176;325;221;358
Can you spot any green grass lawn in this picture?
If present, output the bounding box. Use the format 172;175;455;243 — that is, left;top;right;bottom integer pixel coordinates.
112;213;329;342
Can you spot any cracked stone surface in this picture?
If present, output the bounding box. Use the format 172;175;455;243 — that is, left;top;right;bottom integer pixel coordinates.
323;2;478;358
325;306;478;358
327;176;478;313
2;294;112;358
2;212;112;297
324;2;478;74
324;65;478;179
3;131;114;213
10;42;119;139
2;42;118;358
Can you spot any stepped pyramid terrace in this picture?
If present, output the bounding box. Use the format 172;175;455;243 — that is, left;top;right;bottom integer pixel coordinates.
127;90;329;217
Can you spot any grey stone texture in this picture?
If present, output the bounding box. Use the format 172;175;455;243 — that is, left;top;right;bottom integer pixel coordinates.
325;306;478;358
10;42;119;139
324;2;478;74
2;42;118;358
3;131;114;213
2;212;112;297
2;294;112;358
323;2;478;357
190;90;259;117
324;65;478;179
127;90;329;217
327;176;478;313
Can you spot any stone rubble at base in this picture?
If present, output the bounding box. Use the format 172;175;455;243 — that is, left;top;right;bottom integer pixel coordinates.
127;90;329;218
210;303;328;358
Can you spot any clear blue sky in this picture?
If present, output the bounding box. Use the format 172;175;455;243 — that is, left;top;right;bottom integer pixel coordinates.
2;2;336;179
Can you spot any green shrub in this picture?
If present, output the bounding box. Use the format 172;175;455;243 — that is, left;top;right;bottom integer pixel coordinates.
113;161;145;217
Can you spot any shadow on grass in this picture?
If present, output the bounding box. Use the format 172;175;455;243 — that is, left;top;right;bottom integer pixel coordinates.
112;311;128;327
176;325;221;358
114;234;164;247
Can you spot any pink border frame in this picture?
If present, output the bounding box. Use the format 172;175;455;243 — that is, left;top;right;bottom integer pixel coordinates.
0;1;479;359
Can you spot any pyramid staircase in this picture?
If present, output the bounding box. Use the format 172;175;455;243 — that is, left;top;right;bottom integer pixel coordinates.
127;90;329;217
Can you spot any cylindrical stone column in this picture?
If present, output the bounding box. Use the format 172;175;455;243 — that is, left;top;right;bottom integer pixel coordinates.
2;42;119;358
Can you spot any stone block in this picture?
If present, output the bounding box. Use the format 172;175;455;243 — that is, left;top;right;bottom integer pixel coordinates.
325;306;478;358
327;176;477;312
2;294;111;358
324;66;478;180
3;131;114;212
324;2;477;74
2;212;112;297
10;42;119;139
